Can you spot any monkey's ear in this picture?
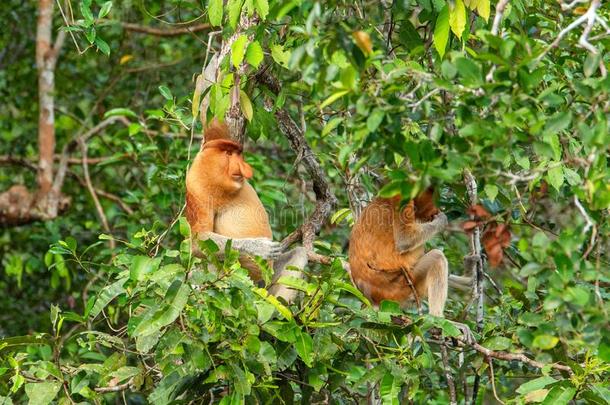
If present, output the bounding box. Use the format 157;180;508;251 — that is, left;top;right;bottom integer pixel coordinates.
203;118;230;142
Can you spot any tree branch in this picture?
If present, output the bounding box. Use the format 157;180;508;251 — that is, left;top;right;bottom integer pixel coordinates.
120;22;211;37
257;69;338;251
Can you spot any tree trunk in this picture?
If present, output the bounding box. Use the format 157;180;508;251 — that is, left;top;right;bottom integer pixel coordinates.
36;0;56;195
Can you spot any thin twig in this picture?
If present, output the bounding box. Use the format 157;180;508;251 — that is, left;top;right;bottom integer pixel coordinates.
401;266;422;315
440;343;458;405
574;195;597;258
464;169;485;405
487;357;505;404
79;138;116;250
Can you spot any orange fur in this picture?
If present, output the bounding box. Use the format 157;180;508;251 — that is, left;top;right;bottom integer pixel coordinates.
349;198;425;305
185;123;272;280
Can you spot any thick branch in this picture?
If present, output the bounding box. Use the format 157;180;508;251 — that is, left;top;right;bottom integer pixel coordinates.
120;22;211;37
257;69;338;251
36;0;58;195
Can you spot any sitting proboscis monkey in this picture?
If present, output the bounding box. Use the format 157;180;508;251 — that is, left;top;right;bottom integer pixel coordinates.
185;120;307;303
348;189;475;336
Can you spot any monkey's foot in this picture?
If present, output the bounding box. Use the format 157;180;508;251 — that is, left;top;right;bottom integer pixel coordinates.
463;253;481;268
449;320;475;344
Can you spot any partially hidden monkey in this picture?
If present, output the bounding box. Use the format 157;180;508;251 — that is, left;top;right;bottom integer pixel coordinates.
185;120;307;303
348;190;474;317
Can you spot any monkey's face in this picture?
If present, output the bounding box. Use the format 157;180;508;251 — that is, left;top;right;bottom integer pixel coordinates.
201;139;253;193
224;150;253;191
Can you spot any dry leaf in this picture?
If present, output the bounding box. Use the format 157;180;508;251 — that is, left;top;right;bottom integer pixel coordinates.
468;204;491;219
352;31;373;55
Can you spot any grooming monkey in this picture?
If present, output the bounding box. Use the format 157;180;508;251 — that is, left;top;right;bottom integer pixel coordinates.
348;189;474;317
185;120;307;302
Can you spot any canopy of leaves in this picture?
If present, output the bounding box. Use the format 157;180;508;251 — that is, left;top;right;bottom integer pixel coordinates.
0;0;609;404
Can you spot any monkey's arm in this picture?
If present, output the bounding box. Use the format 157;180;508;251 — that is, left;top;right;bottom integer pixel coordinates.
393;207;448;253
197;231;283;260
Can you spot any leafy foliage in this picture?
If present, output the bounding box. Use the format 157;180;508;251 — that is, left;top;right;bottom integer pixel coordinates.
1;0;609;403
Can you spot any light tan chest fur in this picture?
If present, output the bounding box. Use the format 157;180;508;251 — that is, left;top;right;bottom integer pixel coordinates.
214;182;272;239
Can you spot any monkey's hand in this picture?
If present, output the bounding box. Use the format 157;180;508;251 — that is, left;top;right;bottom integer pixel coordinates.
234;238;284;260
432;212;448;230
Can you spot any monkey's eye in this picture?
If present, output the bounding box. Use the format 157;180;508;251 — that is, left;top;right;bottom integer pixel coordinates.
226;150;233;156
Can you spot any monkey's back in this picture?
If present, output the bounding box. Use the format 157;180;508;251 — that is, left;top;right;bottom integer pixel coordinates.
348;198;424;306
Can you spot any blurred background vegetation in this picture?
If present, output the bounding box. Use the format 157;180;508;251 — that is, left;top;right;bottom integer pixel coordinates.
0;0;608;403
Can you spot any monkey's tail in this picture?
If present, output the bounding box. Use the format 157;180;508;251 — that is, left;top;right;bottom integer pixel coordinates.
449;274;473;291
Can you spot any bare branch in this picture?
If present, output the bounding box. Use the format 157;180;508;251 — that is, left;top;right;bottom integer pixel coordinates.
79;138;116;250
257;69;338;251
491;0;510;36
440;343;457;405
463;170;485;332
574;195;597;258
537;0;603;62
120;22;211;37
53;116;130;194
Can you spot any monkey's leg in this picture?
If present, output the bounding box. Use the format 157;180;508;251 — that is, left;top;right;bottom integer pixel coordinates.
268;247;308;304
411;249;449;317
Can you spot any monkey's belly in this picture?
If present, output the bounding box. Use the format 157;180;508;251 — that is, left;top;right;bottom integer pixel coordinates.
214;203;272;239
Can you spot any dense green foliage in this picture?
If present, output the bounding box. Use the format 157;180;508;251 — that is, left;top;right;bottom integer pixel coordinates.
1;0;609;403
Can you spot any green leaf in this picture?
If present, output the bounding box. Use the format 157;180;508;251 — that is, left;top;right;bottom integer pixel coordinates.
80;2;94;24
563;167;581;186
545;111;572;134
477;0;490;21
484;184;499;202
95;37;110;56
254;0;269;20
253;287;293;320
103;108;137;119
319;90;349;110
239;90;253;121
271;44;290;67
379;374;400;405
482;336;511;350
134;282;190;336
24;382;61;405
98;1;113;18
366;109;384;132
208;0;224;26
449;0;466;39
227;0;243;30
231;35;248;67
130;256;161;281
89;277;128;319
517;376;557;394
455;57;482;86
532;334;559;350
434;5;450;57
294;330;313;367
245;41;264;68
158;85;172;100
542;386;576;405
546;165;564;191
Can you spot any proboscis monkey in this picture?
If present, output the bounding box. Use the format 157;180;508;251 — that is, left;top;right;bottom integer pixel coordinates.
185;120;307;303
348;191;474;317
